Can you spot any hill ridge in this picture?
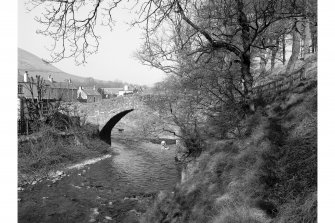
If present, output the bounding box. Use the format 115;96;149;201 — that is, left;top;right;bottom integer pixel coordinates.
18;48;86;83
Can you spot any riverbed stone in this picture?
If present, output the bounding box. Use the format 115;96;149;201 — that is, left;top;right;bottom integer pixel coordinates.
104;216;112;220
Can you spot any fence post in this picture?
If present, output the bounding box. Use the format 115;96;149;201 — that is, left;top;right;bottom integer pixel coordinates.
26;119;29;135
300;67;305;80
290;74;293;88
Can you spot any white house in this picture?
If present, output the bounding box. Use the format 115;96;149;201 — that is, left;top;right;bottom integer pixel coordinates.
77;86;102;103
118;85;134;96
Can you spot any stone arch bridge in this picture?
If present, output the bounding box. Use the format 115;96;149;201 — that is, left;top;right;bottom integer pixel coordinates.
72;94;173;138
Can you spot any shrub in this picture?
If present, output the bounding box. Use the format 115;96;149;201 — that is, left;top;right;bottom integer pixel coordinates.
276;192;317;223
18;123;110;180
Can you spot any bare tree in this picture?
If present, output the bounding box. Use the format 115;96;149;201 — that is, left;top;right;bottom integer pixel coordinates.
282;34;286;64
286;20;301;73
137;0;304;103
286;0;317;72
22;75;49;121
29;0;305;108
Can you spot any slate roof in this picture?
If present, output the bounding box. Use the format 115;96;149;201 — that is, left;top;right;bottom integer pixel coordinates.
101;88;123;94
82;88;101;96
18;74;24;82
46;80;78;90
18;74;77;89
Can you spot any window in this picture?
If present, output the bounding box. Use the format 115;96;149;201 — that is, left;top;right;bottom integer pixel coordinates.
18;84;23;94
93;97;95;102
42;104;49;115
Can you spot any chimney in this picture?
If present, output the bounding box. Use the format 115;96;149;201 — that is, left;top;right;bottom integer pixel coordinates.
48;75;54;83
124;85;128;91
93;85;96;91
23;71;29;82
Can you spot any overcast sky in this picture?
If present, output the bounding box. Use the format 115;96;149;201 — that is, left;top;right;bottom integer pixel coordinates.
18;1;165;86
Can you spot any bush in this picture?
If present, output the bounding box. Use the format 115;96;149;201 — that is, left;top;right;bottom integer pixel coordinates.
206;105;244;139
45;112;80;131
18;124;110;179
276;192;317;223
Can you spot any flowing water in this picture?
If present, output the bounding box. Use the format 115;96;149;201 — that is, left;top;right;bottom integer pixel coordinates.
18;141;180;223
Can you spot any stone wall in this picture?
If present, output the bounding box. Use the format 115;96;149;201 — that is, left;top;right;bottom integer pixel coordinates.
67;95;177;140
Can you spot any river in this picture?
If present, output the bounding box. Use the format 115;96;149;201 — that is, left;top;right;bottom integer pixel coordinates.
18;140;180;223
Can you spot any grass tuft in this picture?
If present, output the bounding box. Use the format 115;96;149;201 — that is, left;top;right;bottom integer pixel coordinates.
18;123;111;184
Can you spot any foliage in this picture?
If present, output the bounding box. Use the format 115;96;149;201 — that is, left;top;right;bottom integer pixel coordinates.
26;1;318;221
21;75;51;121
18;122;109;180
28;0;316;103
141;79;317;223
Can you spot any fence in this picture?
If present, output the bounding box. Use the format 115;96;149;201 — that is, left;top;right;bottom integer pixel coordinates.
252;67;312;97
18;119;33;135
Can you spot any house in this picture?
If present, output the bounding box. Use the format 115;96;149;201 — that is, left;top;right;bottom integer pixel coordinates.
18;72;77;102
99;87;123;99
77;86;102;103
98;85;140;98
46;75;78;102
118;85;135;96
18;71;79;125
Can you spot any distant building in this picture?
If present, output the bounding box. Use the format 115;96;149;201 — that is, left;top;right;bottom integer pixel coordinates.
99;85;140;98
18;72;77;102
118;85;135;96
18;71;78;134
47;79;78;102
99;87;123;99
77;86;102;103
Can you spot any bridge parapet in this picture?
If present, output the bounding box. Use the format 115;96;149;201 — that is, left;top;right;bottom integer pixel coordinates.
73;94;167;131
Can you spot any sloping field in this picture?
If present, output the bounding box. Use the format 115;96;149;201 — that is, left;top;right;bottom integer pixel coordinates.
18;48;86;83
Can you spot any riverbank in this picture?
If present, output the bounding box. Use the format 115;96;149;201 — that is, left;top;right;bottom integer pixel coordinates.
18;124;112;187
18;138;180;223
140;79;317;223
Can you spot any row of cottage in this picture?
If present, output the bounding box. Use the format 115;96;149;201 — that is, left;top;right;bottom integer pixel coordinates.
18;71;138;103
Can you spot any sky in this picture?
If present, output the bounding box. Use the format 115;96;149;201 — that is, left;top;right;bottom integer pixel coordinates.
18;0;165;86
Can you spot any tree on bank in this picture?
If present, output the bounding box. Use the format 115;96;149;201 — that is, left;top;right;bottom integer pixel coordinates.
29;0;315;112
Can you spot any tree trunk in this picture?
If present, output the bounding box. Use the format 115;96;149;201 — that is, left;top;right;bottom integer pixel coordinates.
241;52;253;107
237;0;253;108
286;28;301;74
271;38;280;71
282;34;286;64
303;19;312;59
311;22;317;53
259;51;267;74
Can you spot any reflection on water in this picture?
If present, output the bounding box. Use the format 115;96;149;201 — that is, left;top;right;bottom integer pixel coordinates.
111;142;178;195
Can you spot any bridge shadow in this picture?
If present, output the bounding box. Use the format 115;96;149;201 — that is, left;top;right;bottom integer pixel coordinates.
98;109;134;145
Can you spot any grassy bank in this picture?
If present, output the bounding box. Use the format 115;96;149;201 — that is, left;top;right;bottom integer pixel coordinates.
141;79;317;223
18;124;112;185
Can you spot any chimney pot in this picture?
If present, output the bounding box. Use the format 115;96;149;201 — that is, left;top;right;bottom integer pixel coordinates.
23;71;29;82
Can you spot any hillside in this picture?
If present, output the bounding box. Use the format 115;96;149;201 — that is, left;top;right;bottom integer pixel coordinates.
18;48;86;83
140;60;317;223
